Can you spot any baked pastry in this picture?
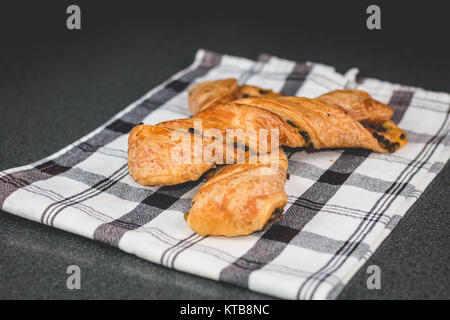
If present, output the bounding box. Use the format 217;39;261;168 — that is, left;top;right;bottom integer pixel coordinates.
185;149;288;236
316;89;393;123
128;121;249;186
188;79;280;115
128;125;214;186
229;96;406;152
188;78;239;115
127;79;408;236
237;84;280;100
129;85;406;186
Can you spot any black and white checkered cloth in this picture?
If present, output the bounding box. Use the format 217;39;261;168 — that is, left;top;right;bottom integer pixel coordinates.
1;50;449;299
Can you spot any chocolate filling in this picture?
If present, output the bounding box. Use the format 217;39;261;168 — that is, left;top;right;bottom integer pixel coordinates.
305;143;315;152
188;128;250;152
363;122;387;133
298;130;315;152
372;131;399;152
286;120;298;128
363;122;401;152
299;130;310;143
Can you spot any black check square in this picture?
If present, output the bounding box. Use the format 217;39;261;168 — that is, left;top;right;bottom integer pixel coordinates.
142;191;180;210
263;225;298;243
318;170;350;185
166;80;190;92
35;161;71;176
106;119;135;133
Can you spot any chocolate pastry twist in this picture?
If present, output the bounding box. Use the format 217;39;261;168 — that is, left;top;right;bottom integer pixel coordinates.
127;79;407;236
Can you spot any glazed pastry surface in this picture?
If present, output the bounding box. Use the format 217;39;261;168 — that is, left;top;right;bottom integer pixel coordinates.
186;149;288;236
128;125;214;186
188;78;239;115
128;124;246;186
188;79;282;115
129;80;407;186
316;89;393;123
234;96;405;152
127;79;408;236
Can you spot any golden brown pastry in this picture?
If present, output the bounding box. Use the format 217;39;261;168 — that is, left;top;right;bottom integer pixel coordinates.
188;78;239;115
316;89;393;123
237;85;281;100
129;86;407;186
128;79;409;237
187;79;282;115
195;102;304;150
128;124;213;186
185;149;288;236
128;123;248;186
232;95;407;153
314;90;406;151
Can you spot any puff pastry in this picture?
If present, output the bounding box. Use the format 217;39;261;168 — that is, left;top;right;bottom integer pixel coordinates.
128;121;249;186
127;79;408;236
129;85;406;185
229;96;406;152
188;78;280;115
185;149;288;236
188;78;239;115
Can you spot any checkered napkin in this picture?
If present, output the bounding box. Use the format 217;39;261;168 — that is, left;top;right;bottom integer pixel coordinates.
1;49;449;300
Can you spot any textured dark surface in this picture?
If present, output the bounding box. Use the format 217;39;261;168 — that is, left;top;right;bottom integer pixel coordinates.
0;1;449;299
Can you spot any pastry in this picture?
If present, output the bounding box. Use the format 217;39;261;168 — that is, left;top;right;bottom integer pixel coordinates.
129;84;406;186
187;79;281;115
127;79;408;236
128;122;249;186
188;78;239;115
185;149;288;236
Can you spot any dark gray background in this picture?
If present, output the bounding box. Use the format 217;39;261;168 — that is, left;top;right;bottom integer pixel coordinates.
0;1;449;299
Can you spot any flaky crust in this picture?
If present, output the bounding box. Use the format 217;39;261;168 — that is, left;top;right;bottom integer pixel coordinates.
128;123;252;186
129;84;407;186
185;149;288;236
238;85;281;99
188;78;239;115
196;102;304;150
128;124;214;186
187;79;282;116
128;80;410;238
316;90;393;123
235;96;403;152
